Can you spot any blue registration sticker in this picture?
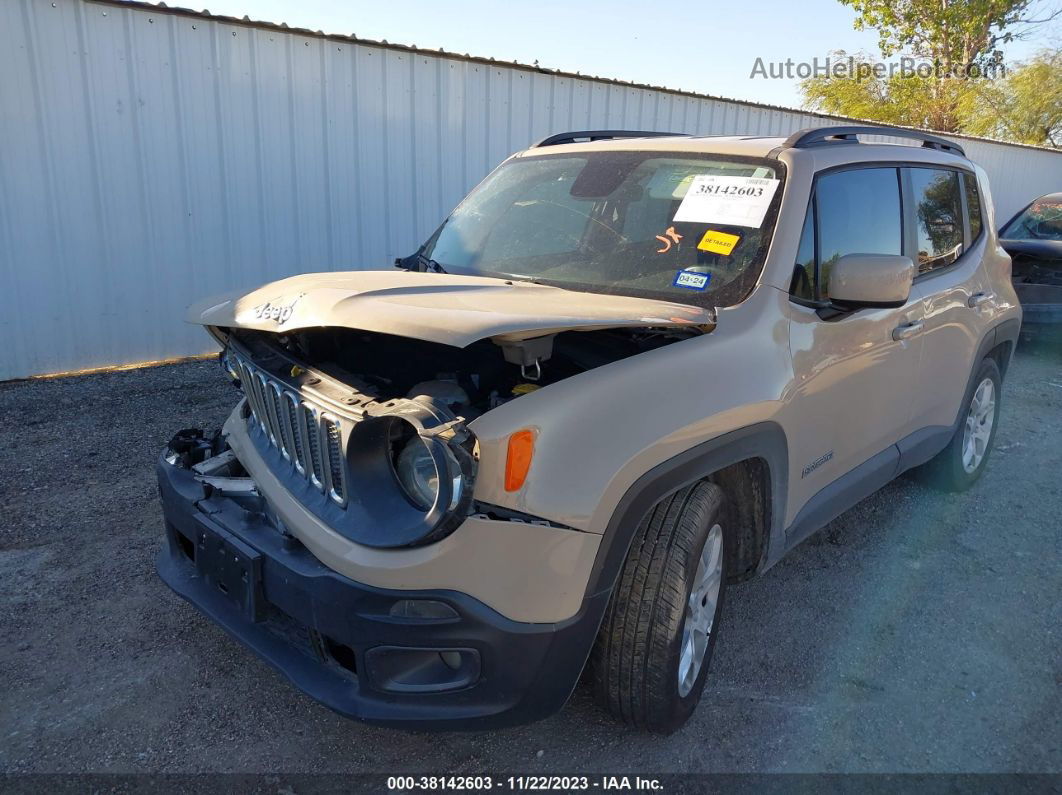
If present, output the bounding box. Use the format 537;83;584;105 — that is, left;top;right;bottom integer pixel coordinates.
672;269;711;291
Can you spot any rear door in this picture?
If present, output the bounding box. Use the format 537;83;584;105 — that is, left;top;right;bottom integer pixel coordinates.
904;167;989;434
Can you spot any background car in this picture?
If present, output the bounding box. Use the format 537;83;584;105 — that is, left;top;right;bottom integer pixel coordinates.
1000;192;1062;327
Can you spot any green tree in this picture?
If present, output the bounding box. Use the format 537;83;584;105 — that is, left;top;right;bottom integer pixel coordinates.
801;52;966;131
800;0;1060;134
842;0;1048;72
960;49;1062;146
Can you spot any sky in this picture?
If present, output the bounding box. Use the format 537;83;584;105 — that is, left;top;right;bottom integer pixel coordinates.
194;0;1054;109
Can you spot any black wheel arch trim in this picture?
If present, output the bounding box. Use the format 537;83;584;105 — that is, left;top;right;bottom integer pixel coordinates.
987;317;1020;378
584;421;789;600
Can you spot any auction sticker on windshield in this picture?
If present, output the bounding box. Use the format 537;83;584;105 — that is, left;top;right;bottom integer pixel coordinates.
673;175;779;227
697;230;741;255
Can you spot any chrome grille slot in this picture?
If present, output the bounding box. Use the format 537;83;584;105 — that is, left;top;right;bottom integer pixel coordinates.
256;372;281;445
302;403;325;491
241;362;266;431
284;393;305;474
268;383;292;461
321;417;346;504
254;378;270;432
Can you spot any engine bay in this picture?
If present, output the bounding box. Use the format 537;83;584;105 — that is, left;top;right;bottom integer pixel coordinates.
226;325;702;420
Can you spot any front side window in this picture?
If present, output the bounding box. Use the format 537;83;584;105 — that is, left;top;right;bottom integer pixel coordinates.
1000;195;1062;241
423;151;785;308
816;168;902;298
911;168;964;273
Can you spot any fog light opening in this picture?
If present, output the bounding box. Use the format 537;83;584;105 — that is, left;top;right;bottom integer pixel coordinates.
365;646;480;693
388;599;458;621
439;651;462;670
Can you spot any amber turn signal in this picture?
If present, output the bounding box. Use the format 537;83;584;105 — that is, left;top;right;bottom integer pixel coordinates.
504;430;535;492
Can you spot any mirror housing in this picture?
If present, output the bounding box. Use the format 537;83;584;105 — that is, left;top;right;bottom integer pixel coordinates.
827;254;914;308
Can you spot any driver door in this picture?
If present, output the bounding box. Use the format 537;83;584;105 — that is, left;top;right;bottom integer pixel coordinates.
784;166;924;528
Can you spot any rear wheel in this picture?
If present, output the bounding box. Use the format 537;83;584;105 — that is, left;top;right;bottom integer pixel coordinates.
590;481;727;733
917;356;1002;492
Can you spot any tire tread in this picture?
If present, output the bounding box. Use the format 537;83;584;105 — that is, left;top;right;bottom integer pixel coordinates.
590;481;726;731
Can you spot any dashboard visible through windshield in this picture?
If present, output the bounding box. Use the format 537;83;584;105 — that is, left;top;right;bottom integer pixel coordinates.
421;150;785;308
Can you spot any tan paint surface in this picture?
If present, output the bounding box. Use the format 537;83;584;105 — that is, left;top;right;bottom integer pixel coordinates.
188;269;712;348
224;410;600;624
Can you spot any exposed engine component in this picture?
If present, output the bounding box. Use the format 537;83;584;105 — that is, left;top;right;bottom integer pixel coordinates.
496;335;554;382
406;380;472;413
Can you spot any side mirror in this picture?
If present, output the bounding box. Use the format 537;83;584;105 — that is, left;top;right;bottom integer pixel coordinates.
827;254;914;308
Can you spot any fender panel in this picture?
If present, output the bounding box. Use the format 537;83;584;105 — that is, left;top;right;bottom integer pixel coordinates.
584;422;789;599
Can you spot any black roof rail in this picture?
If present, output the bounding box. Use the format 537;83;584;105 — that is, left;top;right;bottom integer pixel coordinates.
780;125;966;157
531;130;687;148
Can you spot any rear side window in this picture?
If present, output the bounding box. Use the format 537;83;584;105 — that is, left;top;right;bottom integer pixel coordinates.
964;174;983;241
911;168;964;273
815;168;903;299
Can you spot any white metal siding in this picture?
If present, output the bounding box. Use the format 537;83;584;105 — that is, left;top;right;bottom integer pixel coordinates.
3;0;1061;379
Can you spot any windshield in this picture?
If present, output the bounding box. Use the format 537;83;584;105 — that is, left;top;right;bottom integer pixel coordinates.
1001;196;1062;241
421;151;784;307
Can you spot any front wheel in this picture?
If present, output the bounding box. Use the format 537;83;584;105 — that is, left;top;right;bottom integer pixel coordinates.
916;356;1002;491
589;481;728;733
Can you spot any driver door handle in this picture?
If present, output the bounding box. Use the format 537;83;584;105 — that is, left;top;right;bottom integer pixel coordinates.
892;321;924;341
968;292;993;308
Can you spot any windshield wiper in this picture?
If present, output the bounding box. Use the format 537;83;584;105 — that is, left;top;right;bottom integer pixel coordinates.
420;255;448;274
394;251;448;274
501;272;545;285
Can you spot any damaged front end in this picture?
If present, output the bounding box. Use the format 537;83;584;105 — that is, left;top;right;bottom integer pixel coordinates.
154;270;720;727
197;306;710;548
216;329;478;549
179;270;715;548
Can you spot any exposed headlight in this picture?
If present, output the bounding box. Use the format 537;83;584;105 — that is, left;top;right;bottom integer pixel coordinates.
395;436;463;512
219;348;241;386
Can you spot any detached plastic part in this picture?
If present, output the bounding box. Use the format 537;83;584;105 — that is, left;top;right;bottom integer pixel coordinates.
165;428;218;469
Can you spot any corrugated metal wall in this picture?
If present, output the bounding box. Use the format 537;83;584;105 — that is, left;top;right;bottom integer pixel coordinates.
3;0;1061;380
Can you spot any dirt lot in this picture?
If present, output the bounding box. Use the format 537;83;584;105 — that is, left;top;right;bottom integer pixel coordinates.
1;339;1060;775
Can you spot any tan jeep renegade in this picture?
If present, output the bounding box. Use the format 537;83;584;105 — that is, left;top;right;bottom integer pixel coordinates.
157;125;1021;733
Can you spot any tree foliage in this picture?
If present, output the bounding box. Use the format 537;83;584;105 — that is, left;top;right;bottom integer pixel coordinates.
841;0;1042;70
801;52;969;131
800;0;1061;143
960;49;1062;146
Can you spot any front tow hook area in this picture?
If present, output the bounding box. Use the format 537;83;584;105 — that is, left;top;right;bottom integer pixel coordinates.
163;428;259;501
164;428;220;469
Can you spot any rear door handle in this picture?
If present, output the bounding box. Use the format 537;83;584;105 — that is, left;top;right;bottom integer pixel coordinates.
892;321;924;341
968;292;992;308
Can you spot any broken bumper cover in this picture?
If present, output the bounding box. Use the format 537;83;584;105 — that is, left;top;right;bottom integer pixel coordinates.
156;453;607;730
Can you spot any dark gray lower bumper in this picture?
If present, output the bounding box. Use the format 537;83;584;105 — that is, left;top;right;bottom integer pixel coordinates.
156;452;607;730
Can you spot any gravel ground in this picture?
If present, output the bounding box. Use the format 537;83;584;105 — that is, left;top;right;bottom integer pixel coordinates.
1;339;1060;775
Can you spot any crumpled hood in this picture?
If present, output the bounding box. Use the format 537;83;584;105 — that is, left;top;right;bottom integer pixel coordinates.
187;270;714;347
